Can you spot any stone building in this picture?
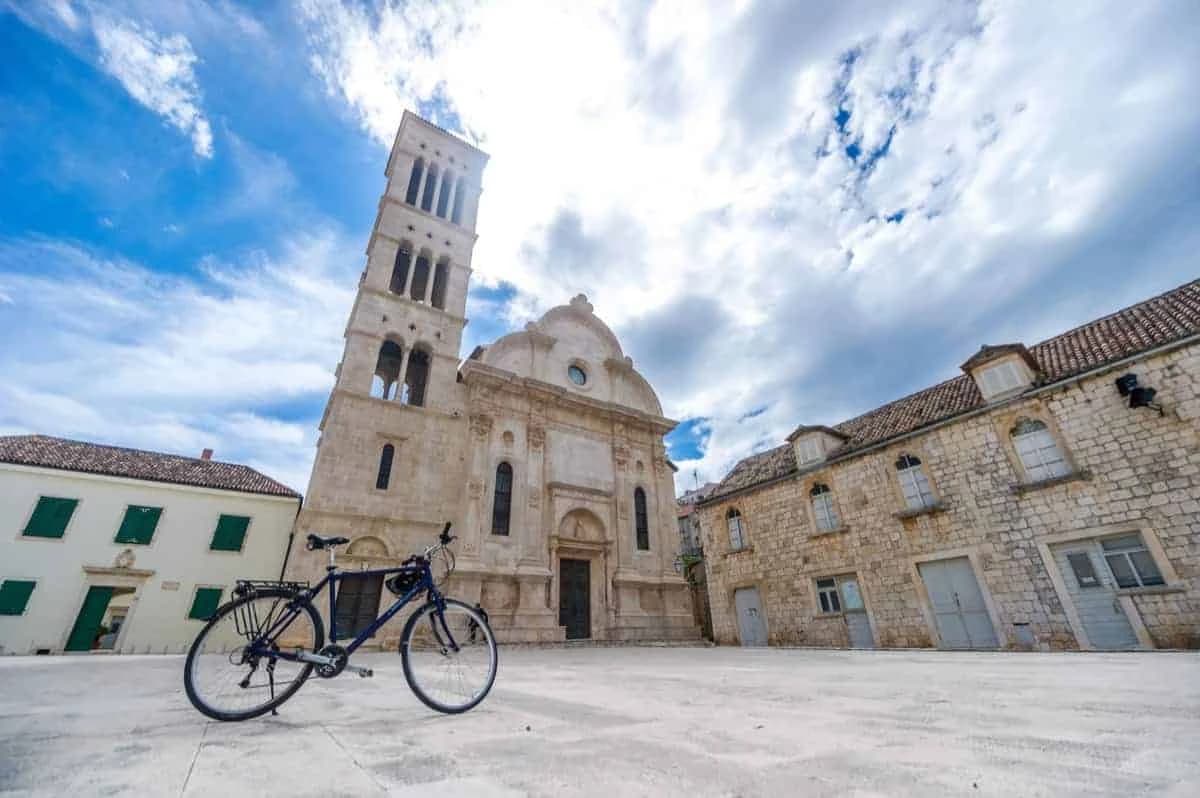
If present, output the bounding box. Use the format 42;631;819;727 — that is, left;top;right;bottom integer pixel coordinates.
698;280;1200;651
287;111;696;643
0;435;299;655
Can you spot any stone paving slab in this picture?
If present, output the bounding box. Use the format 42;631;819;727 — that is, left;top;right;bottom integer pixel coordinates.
1;648;1198;796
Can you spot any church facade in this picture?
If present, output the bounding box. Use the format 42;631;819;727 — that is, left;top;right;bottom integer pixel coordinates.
287;111;697;644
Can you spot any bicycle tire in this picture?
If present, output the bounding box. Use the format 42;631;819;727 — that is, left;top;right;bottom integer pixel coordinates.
184;588;324;722
400;598;498;714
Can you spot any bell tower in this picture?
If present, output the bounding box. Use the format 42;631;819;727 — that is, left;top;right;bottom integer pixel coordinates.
292;111;490;585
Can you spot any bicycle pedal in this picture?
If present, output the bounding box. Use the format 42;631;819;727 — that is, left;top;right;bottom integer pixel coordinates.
359;669;373;678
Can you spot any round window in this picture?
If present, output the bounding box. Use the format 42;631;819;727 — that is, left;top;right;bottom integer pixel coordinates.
567;365;587;386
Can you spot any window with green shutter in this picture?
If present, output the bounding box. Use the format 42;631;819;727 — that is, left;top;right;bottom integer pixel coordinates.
188;587;223;620
22;497;79;538
114;505;162;545
0;580;37;615
210;515;250;551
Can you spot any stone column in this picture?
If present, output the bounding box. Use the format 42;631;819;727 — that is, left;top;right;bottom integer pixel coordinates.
519;424;546;568
460;412;492;562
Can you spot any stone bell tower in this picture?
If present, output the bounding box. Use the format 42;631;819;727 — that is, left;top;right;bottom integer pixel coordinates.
289;111;490;585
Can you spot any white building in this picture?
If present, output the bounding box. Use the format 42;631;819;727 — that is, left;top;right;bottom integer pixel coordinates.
0;435;301;655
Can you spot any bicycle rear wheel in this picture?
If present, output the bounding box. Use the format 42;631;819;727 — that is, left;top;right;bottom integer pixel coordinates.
400;598;497;714
184;589;324;721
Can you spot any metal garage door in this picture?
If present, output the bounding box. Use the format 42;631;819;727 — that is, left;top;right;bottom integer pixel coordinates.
918;558;998;649
1053;543;1139;650
734;587;767;647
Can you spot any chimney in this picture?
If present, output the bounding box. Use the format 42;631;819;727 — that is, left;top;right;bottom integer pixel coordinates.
200;448;213;461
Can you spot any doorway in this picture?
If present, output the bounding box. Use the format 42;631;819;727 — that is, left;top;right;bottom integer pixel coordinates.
917;557;998;649
559;559;590;640
66;586;136;652
1052;541;1140;649
734;587;767;646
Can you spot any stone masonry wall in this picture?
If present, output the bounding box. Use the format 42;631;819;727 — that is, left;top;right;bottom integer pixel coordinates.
700;344;1200;650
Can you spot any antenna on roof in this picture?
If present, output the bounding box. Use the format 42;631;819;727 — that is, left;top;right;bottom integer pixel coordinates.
693;469;699;490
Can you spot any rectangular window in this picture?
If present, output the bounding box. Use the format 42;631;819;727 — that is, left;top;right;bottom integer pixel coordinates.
898;466;935;510
1066;552;1100;588
114;505;162;545
816;578;841;613
1101;535;1164;588
1013;427;1071;482
727;516;745;550
0;580;36;615
22;496;79;539
188;587;223;620
980;361;1025;396
812;493;839;532
797;437;823;464
210;515;251;551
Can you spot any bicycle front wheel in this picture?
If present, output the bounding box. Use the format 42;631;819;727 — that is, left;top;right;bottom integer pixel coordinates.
184;589;324;722
400;598;497;714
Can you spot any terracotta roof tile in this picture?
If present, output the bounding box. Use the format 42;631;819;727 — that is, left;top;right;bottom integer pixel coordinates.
709;279;1200;502
0;435;301;499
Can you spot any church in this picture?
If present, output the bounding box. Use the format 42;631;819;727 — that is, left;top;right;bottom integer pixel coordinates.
286;111;698;644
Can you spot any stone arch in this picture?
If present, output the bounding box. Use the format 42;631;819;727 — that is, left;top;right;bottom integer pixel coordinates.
347;535;389;558
558;507;605;543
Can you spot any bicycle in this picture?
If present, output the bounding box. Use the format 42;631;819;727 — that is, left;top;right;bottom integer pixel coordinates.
184;523;497;721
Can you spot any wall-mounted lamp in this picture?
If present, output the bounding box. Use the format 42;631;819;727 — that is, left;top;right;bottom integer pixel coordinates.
1115;373;1164;416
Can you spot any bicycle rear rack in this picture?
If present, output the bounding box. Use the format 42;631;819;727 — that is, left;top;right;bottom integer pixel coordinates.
234;579;308;597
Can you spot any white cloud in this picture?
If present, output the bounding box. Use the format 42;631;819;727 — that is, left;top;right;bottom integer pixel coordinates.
0;232;360;491
91;12;214;157
298;0;1200;492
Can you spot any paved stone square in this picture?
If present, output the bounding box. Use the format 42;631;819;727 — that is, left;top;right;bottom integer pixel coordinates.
1;647;1198;796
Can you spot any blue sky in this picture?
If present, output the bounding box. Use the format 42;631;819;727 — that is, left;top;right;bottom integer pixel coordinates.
1;0;1198;494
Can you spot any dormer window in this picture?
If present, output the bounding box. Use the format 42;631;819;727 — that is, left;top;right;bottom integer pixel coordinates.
797;436;823;465
787;425;848;468
979;361;1025;396
961;344;1039;402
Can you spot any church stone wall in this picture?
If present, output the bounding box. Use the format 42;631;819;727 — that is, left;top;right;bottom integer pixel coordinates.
700;343;1200;651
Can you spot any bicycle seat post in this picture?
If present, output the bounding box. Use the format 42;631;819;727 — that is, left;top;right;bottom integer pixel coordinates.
328;546;337;571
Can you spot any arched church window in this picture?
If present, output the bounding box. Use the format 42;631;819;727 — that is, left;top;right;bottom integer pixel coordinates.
403;348;431;407
376;444;394;490
405;158;424;205
431;260;449;309
421;163;439;212
436;170;454;218
634;487;649;550
492;462;513;536
451;177;466;224
390;246;412;295
371;340;404;400
409;254;431;302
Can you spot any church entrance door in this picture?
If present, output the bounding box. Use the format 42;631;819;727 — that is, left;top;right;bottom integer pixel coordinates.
559;559;591;640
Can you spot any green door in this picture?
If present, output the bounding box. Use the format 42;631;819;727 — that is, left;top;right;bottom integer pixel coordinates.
65;587;115;652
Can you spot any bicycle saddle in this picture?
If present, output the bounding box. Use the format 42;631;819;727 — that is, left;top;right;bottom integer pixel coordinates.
306;533;350;550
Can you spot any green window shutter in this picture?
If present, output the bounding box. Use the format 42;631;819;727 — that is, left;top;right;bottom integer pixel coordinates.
0;580;37;615
210;515;250;551
189;587;223;620
22;497;79;538
114;506;162;545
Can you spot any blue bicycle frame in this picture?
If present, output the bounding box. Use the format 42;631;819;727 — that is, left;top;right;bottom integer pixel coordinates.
244;562;455;664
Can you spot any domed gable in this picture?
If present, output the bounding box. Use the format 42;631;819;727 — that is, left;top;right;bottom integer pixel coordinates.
478;294;664;416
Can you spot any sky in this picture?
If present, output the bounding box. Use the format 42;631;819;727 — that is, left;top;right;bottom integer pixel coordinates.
1;0;1198;496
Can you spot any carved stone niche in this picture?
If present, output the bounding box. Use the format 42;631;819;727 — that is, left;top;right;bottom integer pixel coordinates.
528;425;545;450
467;480;484;499
614;444;630;471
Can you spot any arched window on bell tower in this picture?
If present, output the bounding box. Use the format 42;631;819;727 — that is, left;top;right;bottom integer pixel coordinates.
403;347;431;407
421;163;439;212
451;177;466;225
431;259;449;309
371;340;404;400
405;158;424;206
389;244;412;295
409;252;431;302
436;170;454;218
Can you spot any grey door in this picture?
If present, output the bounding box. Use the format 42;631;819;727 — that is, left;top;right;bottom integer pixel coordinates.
1053;543;1138;650
918;558;998;649
838;577;874;649
558;559;590;640
734;587;767;647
